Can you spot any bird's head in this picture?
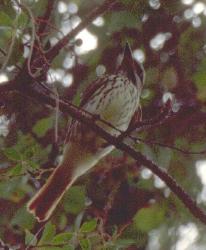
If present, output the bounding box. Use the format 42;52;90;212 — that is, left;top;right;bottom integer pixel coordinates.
118;42;145;90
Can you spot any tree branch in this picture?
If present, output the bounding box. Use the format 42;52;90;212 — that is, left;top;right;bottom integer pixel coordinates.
21;84;206;225
1;0;205;225
37;0;56;37
1;74;206;224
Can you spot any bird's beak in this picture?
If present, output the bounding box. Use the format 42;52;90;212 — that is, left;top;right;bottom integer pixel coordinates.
119;42;144;88
121;42;134;69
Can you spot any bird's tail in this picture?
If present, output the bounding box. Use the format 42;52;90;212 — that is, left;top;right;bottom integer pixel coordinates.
27;163;74;222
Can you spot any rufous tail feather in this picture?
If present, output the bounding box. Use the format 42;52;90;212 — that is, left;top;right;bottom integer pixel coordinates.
27;164;73;222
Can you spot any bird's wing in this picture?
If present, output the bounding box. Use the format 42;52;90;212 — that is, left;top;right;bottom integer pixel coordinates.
80;75;109;107
64;75;109;144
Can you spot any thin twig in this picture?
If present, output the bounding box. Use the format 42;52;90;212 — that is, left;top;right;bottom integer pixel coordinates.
18;1;36;77
37;0;56;38
53;87;59;143
25;224;45;250
14;0;42;77
136;137;206;155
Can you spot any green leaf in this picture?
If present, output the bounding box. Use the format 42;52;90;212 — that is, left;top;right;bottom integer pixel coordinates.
120;0;148;16
63;186;85;214
32;116;53;137
145;67;160;86
0;178;20;199
8;38;23;65
27;160;39;170
178;27;203;74
11;206;35;230
60;246;74;250
43;244;74;250
133;205;165;232
39;247;63;250
25;229;37;246
0;1;16;19
38;222;56;245
8;164;23;176
17;12;28;28
0;11;13;26
157;148;172;169
161;67;177;89
80;219;97;233
115;238;137;248
193;58;206;101
61;246;74;250
79;238;91;250
52;232;73;245
4;147;21;161
107;11;139;33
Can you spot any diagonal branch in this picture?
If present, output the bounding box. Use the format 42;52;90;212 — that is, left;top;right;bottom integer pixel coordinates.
0;0;205;225
1;75;206;224
22;84;206;225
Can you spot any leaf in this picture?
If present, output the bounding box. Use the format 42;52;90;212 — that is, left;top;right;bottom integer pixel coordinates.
52;232;73;245
0;11;13;27
45;242;74;250
133;204;165;232
193;58;206;101
17;12;28;28
115;238;137;248
38;222;56;245
39;247;63;250
32;116;53;137
62;247;74;250
120;0;148;16
107;11;139;33
0;1;16;19
161;67;178;89
61;246;74;250
11;206;35;230
80;219;97;233
157;148;172;169
8;38;24;65
8;164;23;176
178;27;202;74
25;229;37;246
0;178;20;199
79;238;91;250
4;147;21;161
63;186;86;214
145;67;160;86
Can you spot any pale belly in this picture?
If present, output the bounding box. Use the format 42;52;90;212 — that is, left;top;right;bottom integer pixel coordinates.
84;81;139;135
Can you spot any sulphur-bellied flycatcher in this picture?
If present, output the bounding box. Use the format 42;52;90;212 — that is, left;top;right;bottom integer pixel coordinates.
27;43;145;222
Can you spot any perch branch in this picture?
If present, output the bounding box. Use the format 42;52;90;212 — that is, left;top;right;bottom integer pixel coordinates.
20;84;206;225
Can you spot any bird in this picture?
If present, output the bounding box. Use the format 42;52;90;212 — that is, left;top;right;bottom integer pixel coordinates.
27;43;145;222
